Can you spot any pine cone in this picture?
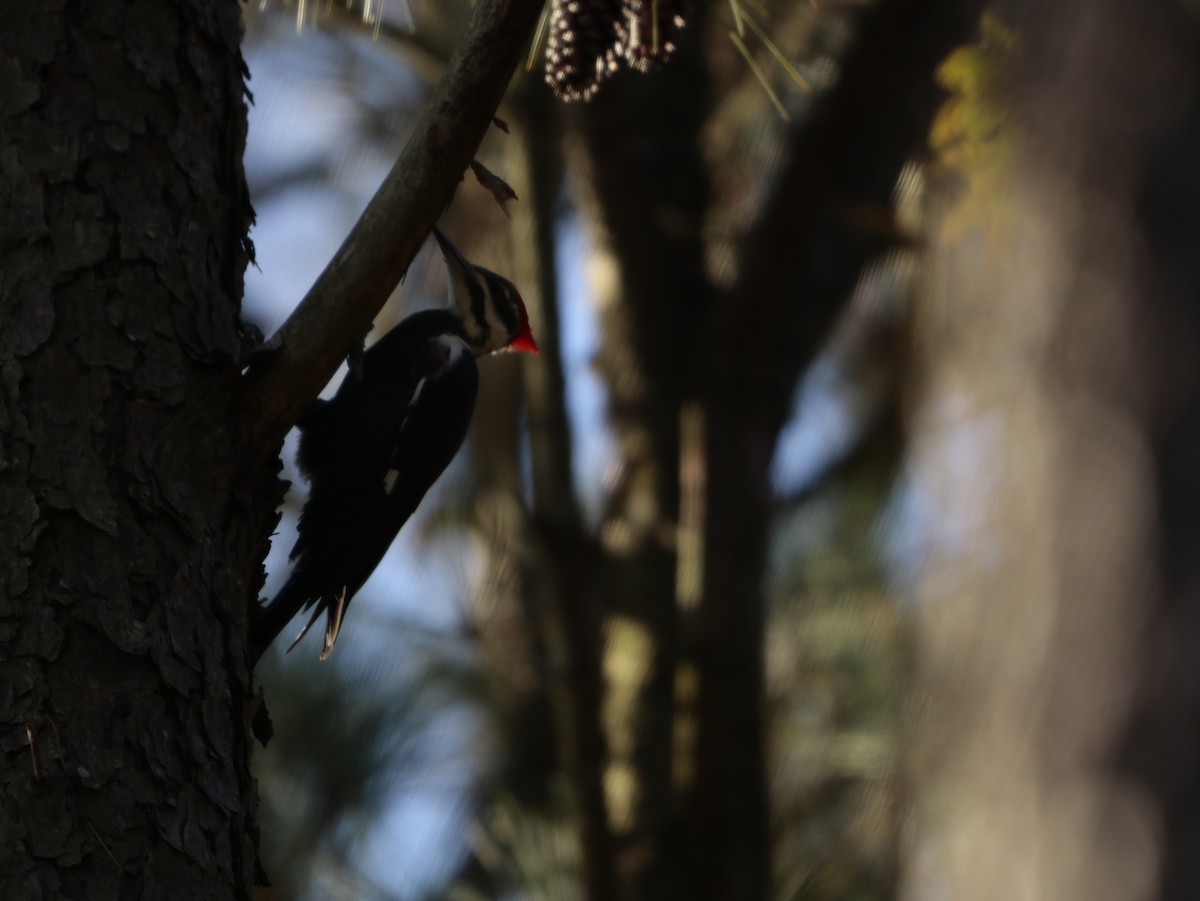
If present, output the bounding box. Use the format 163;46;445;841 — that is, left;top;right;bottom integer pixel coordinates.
620;0;689;73
545;0;625;102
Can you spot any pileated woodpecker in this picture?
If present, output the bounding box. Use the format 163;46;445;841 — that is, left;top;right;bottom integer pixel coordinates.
250;227;538;663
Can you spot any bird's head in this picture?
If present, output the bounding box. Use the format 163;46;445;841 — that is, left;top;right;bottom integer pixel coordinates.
433;226;539;357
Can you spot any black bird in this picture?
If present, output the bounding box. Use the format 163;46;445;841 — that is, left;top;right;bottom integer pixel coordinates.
250;227;538;663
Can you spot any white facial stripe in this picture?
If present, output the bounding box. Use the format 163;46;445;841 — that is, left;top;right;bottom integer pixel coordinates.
464;290;517;355
436;334;471;361
450;270;519;354
383;468;400;495
409;376;429;409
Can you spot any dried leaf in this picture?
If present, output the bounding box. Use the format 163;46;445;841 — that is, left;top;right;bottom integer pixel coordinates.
469;160;519;218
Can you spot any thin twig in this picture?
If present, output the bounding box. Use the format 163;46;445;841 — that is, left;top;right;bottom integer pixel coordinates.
729;30;789;120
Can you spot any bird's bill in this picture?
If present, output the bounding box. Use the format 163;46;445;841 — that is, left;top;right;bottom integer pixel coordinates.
431;225;479;328
431;224;472;275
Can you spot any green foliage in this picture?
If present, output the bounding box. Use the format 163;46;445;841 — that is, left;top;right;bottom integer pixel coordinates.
254;651;436;898
767;408;906;901
440;793;582;901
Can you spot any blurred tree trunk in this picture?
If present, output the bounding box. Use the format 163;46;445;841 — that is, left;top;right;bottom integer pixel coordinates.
0;3;263;898
569;3;983;899
509;77;622;899
906;3;1200;899
1127;14;1200;895
577;19;713;897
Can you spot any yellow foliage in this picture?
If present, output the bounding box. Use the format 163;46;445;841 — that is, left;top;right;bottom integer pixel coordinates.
929;13;1020;240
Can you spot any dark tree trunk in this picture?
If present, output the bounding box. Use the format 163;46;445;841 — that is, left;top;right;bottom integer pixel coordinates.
0;2;261;897
690;4;985;899
1140;89;1200;901
1099;4;1200;898
509;78;622;901
578;65;712;897
569;3;984;899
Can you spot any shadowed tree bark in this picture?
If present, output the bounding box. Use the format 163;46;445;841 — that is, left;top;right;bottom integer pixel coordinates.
508;76;621;899
0;0;543;896
0;2;260;896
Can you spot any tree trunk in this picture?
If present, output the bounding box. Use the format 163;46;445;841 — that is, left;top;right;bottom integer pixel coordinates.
572;3;983;899
578;23;714;895
905;3;1200;899
0;3;261;897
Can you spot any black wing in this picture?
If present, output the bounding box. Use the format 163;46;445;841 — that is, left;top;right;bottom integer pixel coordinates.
250;316;478;662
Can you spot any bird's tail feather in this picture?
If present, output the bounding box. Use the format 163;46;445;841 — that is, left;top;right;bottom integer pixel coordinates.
319;587;349;660
251;575;350;665
284;602;326;655
250;573;313;666
279;586;347;659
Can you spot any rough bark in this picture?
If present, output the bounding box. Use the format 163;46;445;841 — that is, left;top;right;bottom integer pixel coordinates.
0;2;260;898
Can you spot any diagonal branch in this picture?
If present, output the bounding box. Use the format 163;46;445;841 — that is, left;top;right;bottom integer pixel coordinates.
234;0;545;460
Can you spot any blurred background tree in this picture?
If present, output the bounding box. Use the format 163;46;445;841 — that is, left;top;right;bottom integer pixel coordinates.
245;2;1200;900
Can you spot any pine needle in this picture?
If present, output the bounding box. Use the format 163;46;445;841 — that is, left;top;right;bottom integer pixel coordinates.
742;10;810;90
729;30;789;121
526;2;551;73
728;0;746;38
